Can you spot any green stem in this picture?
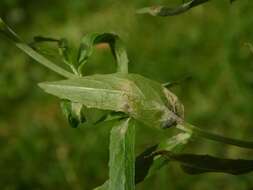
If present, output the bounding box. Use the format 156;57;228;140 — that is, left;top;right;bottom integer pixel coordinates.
177;123;253;150
109;118;135;190
0;18;76;79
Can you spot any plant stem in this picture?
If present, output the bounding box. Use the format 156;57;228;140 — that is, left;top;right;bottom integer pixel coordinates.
109;118;135;190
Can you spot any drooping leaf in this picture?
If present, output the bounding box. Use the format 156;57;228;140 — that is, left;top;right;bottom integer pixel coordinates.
154;152;253;175
177;123;253;149
135;145;158;184
136;133;192;183
79;33;129;74
0;18;75;78
109;118;135;190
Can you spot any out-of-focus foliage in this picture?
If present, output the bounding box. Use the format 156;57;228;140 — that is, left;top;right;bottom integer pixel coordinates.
0;0;253;190
136;0;236;17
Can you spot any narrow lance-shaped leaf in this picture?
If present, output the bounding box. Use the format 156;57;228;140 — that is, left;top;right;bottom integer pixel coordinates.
177;123;253;150
109;118;135;190
38;74;130;112
31;36;80;75
137;0;236;17
152;151;253;175
0;18;75;78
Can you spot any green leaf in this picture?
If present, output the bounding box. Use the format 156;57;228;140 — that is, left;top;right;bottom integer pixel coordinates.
0;18;75;78
177;123;253;150
154;152;253;175
80;33;129;74
31;36;80;75
136;133;192;183
38;74;130;113
60;100;86;128
93;133;191;190
135;145;158;184
109;118;135;190
39;72;184;129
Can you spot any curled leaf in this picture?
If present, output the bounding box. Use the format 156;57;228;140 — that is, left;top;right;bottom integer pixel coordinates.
60;100;86;128
80;33;129;74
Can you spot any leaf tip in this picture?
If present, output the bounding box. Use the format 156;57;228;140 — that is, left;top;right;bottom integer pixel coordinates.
38;81;51;91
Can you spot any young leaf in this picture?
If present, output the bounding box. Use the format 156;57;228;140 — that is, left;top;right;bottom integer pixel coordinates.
109;118;135;190
154;152;253;175
0;18;75;78
80;33;129;74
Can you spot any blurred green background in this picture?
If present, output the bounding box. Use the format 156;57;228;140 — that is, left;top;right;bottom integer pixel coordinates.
1;0;253;189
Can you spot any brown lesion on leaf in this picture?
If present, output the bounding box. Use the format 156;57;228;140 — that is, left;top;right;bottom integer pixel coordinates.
163;88;184;119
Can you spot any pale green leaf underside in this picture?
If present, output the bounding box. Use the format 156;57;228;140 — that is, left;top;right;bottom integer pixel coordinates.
39;80;128;112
